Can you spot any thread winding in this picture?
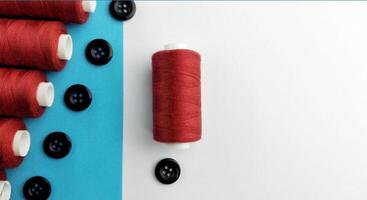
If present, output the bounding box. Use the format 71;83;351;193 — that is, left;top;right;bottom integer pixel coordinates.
0;68;48;118
0;0;90;24
0;19;67;71
152;49;202;143
0;171;5;180
0;118;26;169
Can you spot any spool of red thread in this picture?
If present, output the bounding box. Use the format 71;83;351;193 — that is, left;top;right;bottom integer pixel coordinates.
0;170;11;200
152;44;202;149
0;19;73;71
0;0;96;24
0;68;54;118
0;118;30;169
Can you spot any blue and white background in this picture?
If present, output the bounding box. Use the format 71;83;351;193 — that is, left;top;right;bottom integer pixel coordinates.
7;1;367;200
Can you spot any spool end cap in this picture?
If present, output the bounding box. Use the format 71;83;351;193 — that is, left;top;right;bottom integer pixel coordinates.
82;0;97;13
164;43;188;50
13;130;31;157
37;82;55;107
0;181;11;200
57;34;73;61
166;143;191;150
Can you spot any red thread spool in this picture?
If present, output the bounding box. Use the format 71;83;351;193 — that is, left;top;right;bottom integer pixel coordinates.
152;44;202;148
0;0;96;24
0;171;5;180
0;118;30;169
0;170;11;200
0;19;73;71
0;68;54;118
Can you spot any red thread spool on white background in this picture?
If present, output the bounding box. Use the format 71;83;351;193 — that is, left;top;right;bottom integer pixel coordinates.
0;68;54;118
0;19;73;71
0;0;96;24
152;43;202;149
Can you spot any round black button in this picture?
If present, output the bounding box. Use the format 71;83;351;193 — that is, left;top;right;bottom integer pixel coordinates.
43;132;72;159
23;176;51;200
155;158;181;184
64;84;92;112
109;0;136;21
85;39;113;65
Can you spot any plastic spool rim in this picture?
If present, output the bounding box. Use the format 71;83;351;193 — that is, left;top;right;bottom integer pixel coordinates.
166;143;191;149
164;43;188;50
0;181;11;200
12;130;31;157
36;82;55;107
82;0;97;13
57;34;73;61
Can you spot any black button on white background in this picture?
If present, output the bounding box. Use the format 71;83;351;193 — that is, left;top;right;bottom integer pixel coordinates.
64;84;92;111
85;39;113;66
23;176;51;200
155;158;181;184
43;132;72;159
109;0;136;21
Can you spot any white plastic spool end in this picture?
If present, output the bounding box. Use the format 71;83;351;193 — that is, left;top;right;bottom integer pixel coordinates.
12;130;31;157
82;0;97;13
36;82;55;107
57;34;73;61
0;181;11;200
164;43;188;50
166;143;191;150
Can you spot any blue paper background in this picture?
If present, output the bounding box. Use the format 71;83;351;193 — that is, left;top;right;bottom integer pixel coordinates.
7;1;123;199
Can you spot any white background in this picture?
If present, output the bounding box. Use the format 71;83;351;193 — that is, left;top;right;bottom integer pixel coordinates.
124;2;367;200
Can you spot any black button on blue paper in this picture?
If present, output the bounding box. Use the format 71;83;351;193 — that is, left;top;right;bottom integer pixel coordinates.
43;132;72;159
64;84;92;111
85;39;113;66
23;176;51;200
110;0;136;21
155;158;181;184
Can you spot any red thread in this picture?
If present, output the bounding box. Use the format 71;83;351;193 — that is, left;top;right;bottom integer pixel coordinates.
0;68;47;118
0;170;6;180
0;19;67;71
0;0;89;24
152;49;202;143
0;118;25;169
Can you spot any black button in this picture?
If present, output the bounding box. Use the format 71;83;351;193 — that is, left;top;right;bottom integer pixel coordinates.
23;176;51;200
109;0;136;21
64;84;92;111
85;39;113;65
43;132;72;159
155;158;181;184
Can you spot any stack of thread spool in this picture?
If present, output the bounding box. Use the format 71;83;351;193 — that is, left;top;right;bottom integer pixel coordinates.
0;1;96;199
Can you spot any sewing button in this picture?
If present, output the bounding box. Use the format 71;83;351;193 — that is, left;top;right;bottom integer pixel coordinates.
23;176;51;200
43;132;72;159
155;158;181;184
64;84;92;111
85;39;113;65
109;0;136;21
